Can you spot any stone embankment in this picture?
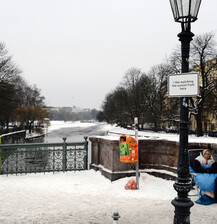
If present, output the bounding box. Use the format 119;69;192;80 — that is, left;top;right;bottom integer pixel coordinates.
89;137;217;181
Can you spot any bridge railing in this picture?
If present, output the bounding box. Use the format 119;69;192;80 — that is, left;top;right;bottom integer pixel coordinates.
0;137;88;175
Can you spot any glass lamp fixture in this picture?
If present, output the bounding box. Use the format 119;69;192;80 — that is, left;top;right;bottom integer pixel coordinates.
169;0;202;23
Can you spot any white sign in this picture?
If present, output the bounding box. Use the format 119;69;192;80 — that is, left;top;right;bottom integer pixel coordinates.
168;73;199;97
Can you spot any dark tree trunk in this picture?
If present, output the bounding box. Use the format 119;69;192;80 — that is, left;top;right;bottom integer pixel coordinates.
153;115;158;132
196;106;203;137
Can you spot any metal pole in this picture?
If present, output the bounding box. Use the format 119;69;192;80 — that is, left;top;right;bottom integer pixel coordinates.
62;137;67;172
0;137;2;172
84;136;88;170
134;117;139;189
171;29;194;224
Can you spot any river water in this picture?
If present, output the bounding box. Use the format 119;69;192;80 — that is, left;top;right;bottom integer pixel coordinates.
44;122;109;143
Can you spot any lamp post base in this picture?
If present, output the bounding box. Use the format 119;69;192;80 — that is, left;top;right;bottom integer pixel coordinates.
172;198;194;224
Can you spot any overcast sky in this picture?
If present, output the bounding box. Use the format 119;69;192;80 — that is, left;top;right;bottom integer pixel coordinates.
0;0;217;110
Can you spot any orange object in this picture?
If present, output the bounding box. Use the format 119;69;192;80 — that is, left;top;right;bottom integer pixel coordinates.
124;179;137;190
119;135;138;163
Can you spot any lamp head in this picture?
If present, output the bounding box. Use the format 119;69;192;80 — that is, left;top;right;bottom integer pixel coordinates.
169;0;201;24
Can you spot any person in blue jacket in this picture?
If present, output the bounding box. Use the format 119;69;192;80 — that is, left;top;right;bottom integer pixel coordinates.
193;149;217;199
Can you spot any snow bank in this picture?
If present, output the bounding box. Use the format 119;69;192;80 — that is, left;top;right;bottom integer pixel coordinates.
95;125;217;144
0;170;216;223
0;170;175;200
48;121;97;132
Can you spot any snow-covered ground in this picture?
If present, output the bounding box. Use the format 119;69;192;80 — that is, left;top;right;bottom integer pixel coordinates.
0;170;216;223
1;121;217;223
47;121;98;132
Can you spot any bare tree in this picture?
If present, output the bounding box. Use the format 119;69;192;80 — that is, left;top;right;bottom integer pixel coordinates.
168;46;182;74
121;67;147;126
0;41;48;133
189;32;217;136
145;63;173;131
0;43;23;129
102;66;171;130
0;42;21;84
102;87;129;126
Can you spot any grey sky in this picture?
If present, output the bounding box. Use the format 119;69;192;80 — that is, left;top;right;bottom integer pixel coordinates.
0;0;216;110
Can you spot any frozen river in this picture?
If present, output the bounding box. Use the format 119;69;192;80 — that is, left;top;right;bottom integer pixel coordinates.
44;122;109;143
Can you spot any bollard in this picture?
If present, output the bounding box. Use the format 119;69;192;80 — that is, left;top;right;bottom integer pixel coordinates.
112;212;120;224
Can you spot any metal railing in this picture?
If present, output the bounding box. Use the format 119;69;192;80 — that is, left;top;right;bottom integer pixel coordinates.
0;137;88;175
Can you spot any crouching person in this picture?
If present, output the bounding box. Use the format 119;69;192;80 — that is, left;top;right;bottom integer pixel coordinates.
193;149;217;200
193;149;217;174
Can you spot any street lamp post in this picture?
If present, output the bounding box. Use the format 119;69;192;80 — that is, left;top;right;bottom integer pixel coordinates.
169;1;202;224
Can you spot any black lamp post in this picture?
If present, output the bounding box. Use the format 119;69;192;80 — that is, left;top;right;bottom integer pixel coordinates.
169;1;201;224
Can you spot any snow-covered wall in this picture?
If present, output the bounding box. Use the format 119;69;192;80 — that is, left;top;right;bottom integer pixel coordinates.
89;137;217;181
0;130;26;144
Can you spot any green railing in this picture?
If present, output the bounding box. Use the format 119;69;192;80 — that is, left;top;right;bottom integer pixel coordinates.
0;137;88;175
